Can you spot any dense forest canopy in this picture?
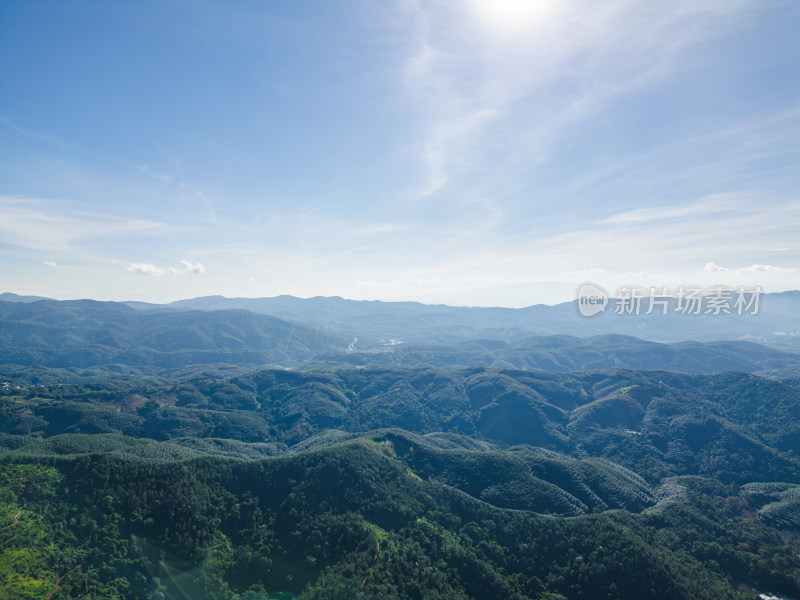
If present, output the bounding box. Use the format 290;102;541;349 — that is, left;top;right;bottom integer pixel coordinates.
2;358;800;599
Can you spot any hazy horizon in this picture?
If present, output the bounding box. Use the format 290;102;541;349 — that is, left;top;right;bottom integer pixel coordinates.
3;285;799;312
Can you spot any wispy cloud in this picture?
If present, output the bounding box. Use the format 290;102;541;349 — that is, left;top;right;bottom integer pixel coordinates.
351;223;404;236
600;194;736;225
0;195;165;255
399;0;750;198
134;164;174;184
738;264;797;274
704;262;797;274
42;260;58;268
128;260;206;277
131;161;216;222
0;116;65;146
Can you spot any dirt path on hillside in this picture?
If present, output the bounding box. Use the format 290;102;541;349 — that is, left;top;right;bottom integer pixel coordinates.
1;510;21;528
360;539;381;590
45;575;63;600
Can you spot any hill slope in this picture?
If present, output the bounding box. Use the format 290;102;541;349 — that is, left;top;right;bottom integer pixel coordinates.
0;299;347;368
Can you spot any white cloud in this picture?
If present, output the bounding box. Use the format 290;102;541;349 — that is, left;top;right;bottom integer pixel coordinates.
128;263;166;276
703;262;730;272
42;260;58;268
179;260;205;274
130;260;205;277
128;263;167;277
738;264;797;274
703;262;796;274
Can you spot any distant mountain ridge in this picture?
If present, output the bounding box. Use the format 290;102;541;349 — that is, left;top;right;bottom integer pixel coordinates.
0;292;50;303
4;290;798;349
2;295;800;374
156;291;800;349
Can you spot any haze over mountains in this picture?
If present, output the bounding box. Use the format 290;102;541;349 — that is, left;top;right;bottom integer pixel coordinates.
156;291;800;347
1;292;800;376
5;291;800;347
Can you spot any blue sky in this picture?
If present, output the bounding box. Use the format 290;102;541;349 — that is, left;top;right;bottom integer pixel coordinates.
1;0;798;306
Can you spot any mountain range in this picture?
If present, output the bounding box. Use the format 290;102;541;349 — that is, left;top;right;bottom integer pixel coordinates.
2;291;800;599
4;291;800;348
2;293;800;375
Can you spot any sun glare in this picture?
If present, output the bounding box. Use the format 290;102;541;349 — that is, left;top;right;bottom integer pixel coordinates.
470;0;557;34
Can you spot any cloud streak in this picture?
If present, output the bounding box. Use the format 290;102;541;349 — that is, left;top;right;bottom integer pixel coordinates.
0;195;165;255
128;260;206;277
399;0;752;198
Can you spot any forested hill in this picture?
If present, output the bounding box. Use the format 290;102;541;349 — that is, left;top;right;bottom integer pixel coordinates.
2;365;800;599
312;334;800;376
0;299;346;368
4;367;800;483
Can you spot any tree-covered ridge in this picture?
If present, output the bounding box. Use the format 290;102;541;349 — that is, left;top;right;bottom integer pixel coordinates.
1;428;655;518
2;437;799;600
311;335;800;377
2;365;799;599
4;367;800;483
0;299;347;368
